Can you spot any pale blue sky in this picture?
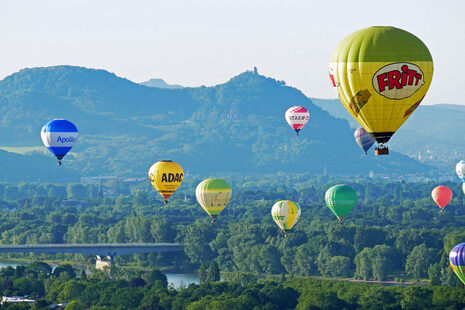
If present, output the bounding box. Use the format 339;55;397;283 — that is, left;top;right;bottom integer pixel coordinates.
1;0;464;104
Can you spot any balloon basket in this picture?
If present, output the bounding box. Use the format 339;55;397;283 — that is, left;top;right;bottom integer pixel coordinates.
375;145;389;155
57;161;62;166
211;218;216;224
164;200;168;205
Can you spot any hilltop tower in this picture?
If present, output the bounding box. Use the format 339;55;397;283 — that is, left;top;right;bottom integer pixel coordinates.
98;182;104;199
229;102;239;120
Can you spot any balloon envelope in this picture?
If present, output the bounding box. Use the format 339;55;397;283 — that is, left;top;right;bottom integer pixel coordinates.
354;127;375;154
329;26;433;151
456;160;465;182
431;186;453;210
41;119;78;165
195;178;232;221
148;160;184;203
325;184;357;223
271;200;301;233
450;243;465;284
285;106;309;135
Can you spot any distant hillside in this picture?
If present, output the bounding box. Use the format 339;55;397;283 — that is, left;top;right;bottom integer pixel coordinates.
140;78;183;89
311;98;465;167
0;150;78;182
0;66;427;181
309;98;358;127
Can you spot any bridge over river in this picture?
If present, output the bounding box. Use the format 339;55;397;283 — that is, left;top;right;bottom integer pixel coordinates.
0;243;184;268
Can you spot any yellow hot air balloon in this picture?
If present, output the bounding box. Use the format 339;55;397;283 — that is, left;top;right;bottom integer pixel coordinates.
195;178;231;223
329;26;433;155
148;160;184;204
271;200;301;237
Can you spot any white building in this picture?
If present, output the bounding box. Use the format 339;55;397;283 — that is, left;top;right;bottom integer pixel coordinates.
1;296;35;305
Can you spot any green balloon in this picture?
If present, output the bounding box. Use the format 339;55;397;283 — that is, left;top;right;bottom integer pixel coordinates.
325;184;357;223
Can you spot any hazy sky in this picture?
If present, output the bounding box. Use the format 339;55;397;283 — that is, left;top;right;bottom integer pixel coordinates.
1;0;464;105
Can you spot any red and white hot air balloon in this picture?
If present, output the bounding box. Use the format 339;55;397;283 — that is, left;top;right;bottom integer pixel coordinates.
285;106;310;136
432;186;453;212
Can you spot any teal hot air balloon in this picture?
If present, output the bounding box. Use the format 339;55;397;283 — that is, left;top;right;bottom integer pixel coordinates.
325;184;357;224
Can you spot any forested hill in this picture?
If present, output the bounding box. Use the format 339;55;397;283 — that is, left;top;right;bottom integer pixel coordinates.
0;66;425;180
311;98;465;167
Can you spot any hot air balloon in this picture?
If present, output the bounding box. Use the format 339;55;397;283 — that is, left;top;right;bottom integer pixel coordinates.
41;119;78;165
148;160;184;204
285;106;310;136
431;186;453;211
450;243;465;284
195;178;231;223
271;200;301;237
325;185;357;224
329;26;433;155
354;127;375;155
456;160;465;182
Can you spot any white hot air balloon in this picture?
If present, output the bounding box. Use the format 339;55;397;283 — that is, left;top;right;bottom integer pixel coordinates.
271;200;301;237
456;160;465;182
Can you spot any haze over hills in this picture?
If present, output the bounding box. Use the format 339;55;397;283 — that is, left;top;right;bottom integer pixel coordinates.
0;150;77;183
140;78;184;89
0;66;429;181
310;98;465;168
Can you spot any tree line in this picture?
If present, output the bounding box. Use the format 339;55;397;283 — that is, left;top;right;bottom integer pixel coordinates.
0;178;464;287
1;261;465;309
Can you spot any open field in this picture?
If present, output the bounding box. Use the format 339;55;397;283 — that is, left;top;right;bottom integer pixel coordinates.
0;146;46;155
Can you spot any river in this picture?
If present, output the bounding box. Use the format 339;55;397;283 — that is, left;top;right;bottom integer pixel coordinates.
0;261;199;288
0;261;416;288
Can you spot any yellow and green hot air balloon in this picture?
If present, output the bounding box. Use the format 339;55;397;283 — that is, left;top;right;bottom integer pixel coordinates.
148;160;184;204
325;184;357;224
195;178;232;223
271;200;301;237
329;26;433;155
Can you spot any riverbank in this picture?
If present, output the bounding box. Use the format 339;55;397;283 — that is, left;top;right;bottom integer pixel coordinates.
312;276;429;286
0;257;427;287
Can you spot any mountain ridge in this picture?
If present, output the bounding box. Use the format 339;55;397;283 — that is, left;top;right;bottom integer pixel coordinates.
0;66;429;180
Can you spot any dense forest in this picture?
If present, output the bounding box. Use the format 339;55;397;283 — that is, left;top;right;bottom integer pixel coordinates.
2;264;465;309
0;176;464;283
0;176;465;308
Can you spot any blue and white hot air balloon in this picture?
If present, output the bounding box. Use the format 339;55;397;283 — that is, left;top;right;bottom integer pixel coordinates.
354;127;375;155
41;119;78;165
